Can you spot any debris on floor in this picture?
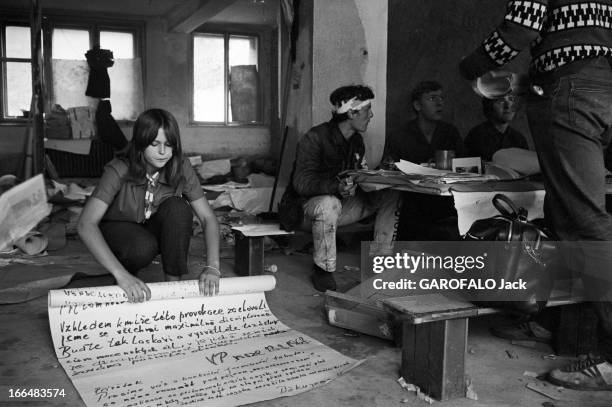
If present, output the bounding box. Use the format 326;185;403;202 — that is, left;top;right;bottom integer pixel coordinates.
465;376;478;400
525;381;564;401
378;323;391;338
397;377;417;392
264;264;278;273
416;389;435;404
396;377;434;404
506;349;519;359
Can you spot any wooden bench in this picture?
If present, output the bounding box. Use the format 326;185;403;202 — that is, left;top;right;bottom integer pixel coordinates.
231;221;374;276
325;280;591;401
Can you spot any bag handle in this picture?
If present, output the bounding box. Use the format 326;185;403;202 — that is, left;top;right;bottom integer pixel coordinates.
493;193;528;221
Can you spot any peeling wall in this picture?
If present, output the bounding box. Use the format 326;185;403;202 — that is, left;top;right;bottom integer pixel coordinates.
312;0;388;167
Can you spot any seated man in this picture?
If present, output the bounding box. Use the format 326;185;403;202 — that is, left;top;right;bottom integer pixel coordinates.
383;80;464;164
383;81;464;241
465;94;528;161
284;85;401;292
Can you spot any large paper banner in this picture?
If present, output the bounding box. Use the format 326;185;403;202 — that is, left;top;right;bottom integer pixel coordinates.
48;276;361;406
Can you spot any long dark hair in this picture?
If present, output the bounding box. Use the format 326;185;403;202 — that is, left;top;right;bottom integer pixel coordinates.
120;108;184;188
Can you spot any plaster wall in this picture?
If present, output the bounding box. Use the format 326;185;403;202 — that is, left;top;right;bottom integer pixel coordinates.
312;0;388;167
144;17;272;160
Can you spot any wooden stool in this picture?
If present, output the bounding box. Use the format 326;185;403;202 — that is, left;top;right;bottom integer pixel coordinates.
231;223;293;276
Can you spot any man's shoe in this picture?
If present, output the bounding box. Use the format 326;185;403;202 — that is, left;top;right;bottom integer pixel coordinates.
547;357;612;391
311;265;336;292
490;320;552;343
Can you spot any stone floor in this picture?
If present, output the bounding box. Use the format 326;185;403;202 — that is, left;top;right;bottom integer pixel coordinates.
1;235;611;407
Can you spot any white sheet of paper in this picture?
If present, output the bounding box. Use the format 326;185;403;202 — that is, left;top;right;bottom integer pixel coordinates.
48;276;361;407
452;190;545;235
0;174;52;251
395;159;449;176
231;223;294;237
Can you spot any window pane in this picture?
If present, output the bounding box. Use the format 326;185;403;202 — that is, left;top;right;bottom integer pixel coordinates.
6;26;31;58
6;62;32;117
193;34;224;122
100;31;134;58
229;35;258;68
52;28;89;59
228;35;259;123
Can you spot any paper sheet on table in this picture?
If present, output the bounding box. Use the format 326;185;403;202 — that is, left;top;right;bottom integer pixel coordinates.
395;159;450;176
0;174;52;251
48;276;361;407
452;190;545;235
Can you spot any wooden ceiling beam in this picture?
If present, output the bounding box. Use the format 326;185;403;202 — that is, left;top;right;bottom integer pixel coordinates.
167;0;240;33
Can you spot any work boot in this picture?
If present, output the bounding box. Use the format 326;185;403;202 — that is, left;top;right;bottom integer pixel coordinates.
547;357;612;390
311;264;336;292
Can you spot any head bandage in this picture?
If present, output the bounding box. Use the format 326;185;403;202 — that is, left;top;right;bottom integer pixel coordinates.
333;97;372;114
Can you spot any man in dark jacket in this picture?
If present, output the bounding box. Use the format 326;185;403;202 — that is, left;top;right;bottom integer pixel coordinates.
461;0;612;390
383;81;464;164
290;85;401;292
383;81;464;241
465;94;528;161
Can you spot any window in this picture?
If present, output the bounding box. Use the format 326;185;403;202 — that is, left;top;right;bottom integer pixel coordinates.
0;23;32;120
1;16;144;123
49;23;143;120
193;32;261;125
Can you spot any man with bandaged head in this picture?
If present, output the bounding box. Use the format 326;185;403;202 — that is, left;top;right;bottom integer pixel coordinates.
279;85;401;292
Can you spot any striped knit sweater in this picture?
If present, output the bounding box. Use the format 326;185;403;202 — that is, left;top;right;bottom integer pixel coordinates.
460;0;612;80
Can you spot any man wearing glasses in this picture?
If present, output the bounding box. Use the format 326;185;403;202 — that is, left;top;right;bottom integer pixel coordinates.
465;94;528;161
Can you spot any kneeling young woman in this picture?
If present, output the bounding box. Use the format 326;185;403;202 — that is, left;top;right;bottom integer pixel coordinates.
78;108;220;302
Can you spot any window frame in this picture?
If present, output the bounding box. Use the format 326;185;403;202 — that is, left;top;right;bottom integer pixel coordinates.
0;18;33;124
44;18;143;121
0;10;144;126
190;25;266;127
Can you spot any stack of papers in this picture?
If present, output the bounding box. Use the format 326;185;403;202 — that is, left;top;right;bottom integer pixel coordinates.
394;160;498;184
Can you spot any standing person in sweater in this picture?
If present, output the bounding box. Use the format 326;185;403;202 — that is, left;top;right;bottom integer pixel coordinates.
280;85;401;292
460;0;612;390
465;94;528;161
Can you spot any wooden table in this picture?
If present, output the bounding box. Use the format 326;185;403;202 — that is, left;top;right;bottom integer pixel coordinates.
350;171;547;235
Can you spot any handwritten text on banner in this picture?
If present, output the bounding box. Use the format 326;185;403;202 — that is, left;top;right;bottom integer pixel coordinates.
48;276;361;406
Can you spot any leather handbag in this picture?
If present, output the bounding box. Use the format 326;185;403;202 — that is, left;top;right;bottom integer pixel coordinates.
464;194;557;315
